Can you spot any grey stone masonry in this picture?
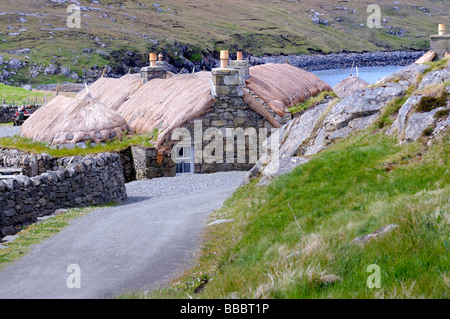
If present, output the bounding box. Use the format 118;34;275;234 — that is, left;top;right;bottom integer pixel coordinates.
229;60;250;86
187;68;267;173
140;66;167;84
0;153;127;239
211;68;243;98
131;145;176;179
0;104;40;123
430;35;450;60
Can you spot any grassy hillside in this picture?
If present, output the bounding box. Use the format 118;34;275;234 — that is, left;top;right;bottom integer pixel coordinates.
125;128;449;299
0;83;52;105
0;0;448;85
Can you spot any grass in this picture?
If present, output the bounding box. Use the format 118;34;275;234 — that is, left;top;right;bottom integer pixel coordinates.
288;91;337;115
126;128;449;299
0;203;117;271
1;0;447;86
0;83;50;105
0;130;157;158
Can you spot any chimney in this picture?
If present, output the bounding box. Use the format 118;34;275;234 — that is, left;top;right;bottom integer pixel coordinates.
140;52;167;84
211;50;242;98
229;51;250;87
430;24;450;61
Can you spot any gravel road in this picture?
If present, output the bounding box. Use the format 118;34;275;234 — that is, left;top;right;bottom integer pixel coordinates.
0;126;20;138
0;171;247;299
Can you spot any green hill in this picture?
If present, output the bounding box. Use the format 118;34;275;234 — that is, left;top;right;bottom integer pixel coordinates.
0;0;448;85
129;127;449;299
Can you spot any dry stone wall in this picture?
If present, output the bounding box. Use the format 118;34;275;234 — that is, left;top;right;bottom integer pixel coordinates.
0;153;127;238
0;104;40;123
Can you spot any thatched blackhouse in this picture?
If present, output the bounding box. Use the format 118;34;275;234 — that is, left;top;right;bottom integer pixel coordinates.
20;94;129;145
332;75;369;99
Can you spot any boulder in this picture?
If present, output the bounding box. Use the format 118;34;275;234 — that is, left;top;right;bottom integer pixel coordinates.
378;63;430;88
386;95;423;139
404;107;447;142
418;68;450;90
324;83;405;144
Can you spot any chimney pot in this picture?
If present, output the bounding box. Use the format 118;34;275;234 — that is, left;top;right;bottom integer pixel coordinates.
438;24;445;36
220;50;229;68
158;53;163;61
149;53;157;67
236;52;243;61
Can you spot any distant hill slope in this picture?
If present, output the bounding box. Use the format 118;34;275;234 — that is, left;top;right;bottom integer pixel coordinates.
0;0;448;85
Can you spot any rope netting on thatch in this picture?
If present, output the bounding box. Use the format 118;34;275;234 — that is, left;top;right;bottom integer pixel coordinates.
332;75;369;99
20;94;129;145
75;74;142;111
117;71;215;148
245;63;332;116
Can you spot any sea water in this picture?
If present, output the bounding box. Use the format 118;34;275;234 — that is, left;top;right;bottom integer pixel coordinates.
311;65;405;87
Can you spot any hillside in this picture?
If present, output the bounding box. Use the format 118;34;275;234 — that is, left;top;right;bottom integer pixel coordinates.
0;0;449;85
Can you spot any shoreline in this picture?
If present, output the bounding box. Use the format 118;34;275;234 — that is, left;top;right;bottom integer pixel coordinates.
247;50;426;71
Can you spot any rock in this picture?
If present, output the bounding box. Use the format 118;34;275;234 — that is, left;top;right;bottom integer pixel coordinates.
1;234;19;244
208;219;235;226
386;95;423;139
280;102;330;158
304;128;326;156
22;84;32;91
44;64;58;75
378;63;430;88
404;107;447;142
352;224;398;245
324;83;405;143
257;157;310;187
8;58;22;70
418;68;450;90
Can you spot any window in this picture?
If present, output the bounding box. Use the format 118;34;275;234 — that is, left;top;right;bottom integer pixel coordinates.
175;145;194;175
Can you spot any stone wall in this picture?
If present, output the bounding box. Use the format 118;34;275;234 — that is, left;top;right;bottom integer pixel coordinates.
430;35;450;60
131;146;176;179
0;148;56;177
140;66;167;84
0;153;127;238
0;104;40;123
193;68;267;173
119;147;136;182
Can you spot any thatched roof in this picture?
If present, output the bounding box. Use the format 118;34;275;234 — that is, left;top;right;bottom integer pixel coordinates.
117;71;215;148
245;63;332;116
19;95;74;142
332;75;369;99
20;94;129;145
75;74;142;111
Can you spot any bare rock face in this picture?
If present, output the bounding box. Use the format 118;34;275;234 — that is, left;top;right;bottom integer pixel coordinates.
323;83;405;144
386;95;423;139
418;68;450;90
378;63;430;88
244;62;450;187
404;107;447;142
245;103;329;186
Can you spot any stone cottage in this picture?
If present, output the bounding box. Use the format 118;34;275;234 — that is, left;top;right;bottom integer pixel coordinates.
19;51;332;180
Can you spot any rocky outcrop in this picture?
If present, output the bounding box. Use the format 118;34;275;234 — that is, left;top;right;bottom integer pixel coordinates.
245;61;450;186
323;83;405;144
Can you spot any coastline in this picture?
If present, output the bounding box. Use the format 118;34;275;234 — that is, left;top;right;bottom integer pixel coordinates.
247;50;426;71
